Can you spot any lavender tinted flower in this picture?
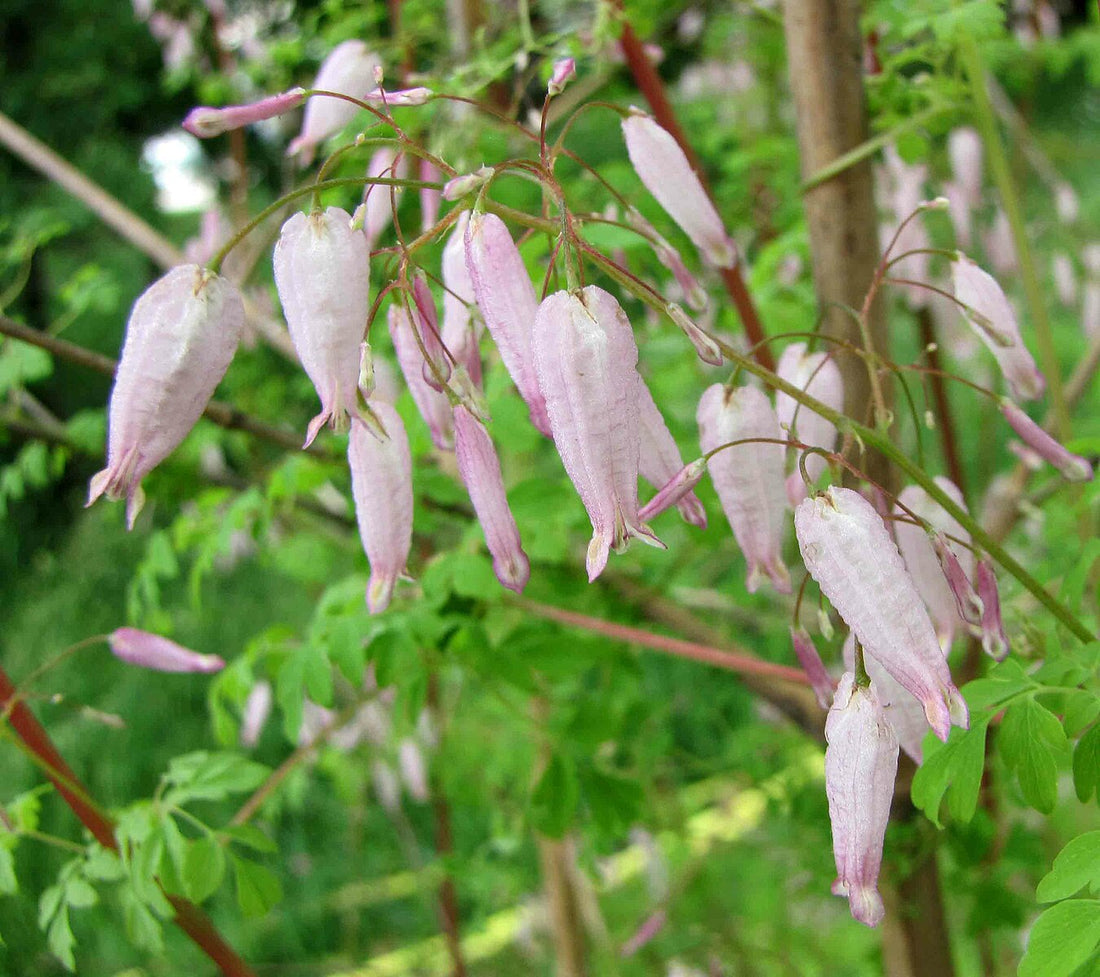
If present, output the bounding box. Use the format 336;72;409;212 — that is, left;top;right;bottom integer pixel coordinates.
1001;399;1093;481
975;559;1009;661
774;343;843;504
349;406;414;613
668;303;721;365
548;58;576;96
697;383;790;594
637;380;707;528
452;404;530;593
87;265;245;527
639;458;707;523
441;212;482;388
183;88;306;138
825;672;899;927
790;627;834;709
443;166;493;201
108;627;225;673
273;207;371;445
533;286;663;581
795;487;969;741
388;305;454;450
951;253;1045;400
411;275;451;391
621;112;737;268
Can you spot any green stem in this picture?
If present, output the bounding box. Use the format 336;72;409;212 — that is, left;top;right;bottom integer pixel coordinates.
958;36;1069;439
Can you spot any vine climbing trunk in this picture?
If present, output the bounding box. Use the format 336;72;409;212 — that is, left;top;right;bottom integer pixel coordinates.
783;4;954;976
781;0;890;465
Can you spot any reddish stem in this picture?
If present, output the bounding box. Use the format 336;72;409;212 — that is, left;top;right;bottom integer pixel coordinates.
516;599;811;686
0;664;257;977
917;307;967;502
615;9;774;372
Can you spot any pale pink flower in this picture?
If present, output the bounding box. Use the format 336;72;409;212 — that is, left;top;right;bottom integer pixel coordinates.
464;212;551;434
951;253;1045;400
893;478;974;648
790;627;834;709
1054;182;1078;223
943;180;974;248
183;88;306;138
947;128;983;206
795;487;969;741
398;738;430;802
1084;283;1100;340
825;672;899;927
774;343;843;504
983;208;1018;277
349;406;413;613
87;265;244;527
443;166;493;201
533;286;663;580
441;212;482;387
548;58;576;95
273;207;372;445
108;627;225;673
362;86;432;107
931;533;984;629
697;383;790;594
388;304;454;450
637;379;707;528
358;147;402;250
639;458;707;524
621;112;737;268
453;404;530;592
882;145;931;307
240;681;273;748
288;41;381;164
1052;252;1078;307
975;559;1009;661
371;759;402;812
419;160;442;232
668;304;721;365
1001;399;1093;481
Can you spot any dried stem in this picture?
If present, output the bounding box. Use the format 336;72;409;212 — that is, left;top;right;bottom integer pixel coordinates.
0;663;257;977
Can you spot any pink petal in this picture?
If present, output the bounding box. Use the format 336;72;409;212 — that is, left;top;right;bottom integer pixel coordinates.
1001;399;1092;481
108;627;225;673
388;304;454;450
637;378;707;527
775;343;843;502
183;88;306;138
790;627;835;709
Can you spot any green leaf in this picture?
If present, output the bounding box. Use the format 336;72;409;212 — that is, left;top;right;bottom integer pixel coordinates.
119;885;164;955
222;823;277;854
580;767;643;836
1075;725;1100;803
1037;831;1100;903
164;751;269;805
960;659;1033;711
182;836;226;904
1064;691;1100;739
63;878;98;910
1000;699;1067;814
1019;901;1100;977
911;716;990;826
232;855;283;918
0;846;16;895
46;906;75;971
530;754;579;838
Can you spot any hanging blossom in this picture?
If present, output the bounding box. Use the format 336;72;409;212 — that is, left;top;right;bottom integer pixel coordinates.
621;111;737;268
951;253;1045;400
388;304;454;450
349;406;413;613
452;404;530;593
975;559;1010;661
795;487;969;741
789;627;834;709
356;147;402;251
288;40;382;164
464;212;551;435
183;88;306;138
697;383;790;594
87;265;245;528
533;285;663;581
637;379;707;528
824;672;899;928
273;207;372;446
1000;399;1093;481
441;212;482;388
774;342;843;505
108;628;225;674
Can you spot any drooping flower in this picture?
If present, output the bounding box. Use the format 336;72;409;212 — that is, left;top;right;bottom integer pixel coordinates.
931;533;984;628
697;383;790;594
358;147;402;251
398;738;429;802
667;303;721;365
947;128;983;208
348;405;413;613
410;275;452;391
108;627;225;673
452;404;530;592
273;207;371;446
638;458;707;524
789;627;834;709
893;478;974;648
388;304;454;450
547;58;576;96
625;208;708;312
240;680;273;748
637;380;706;528
951;253;1045;400
774;343;843;504
975;559;1009;661
288;40;382;164
419;160;442;233
362;86;432;107
1000;399;1093;481
443;166;493;201
183;88;306;138
795;487;969;741
87;264;245;527
533;286;663;581
464;212;551;434
441;212;482;388
621;111;737;268
825;672;899;928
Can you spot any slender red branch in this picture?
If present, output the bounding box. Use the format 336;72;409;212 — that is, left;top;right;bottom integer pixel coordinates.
515;599;811;686
917;307;967;501
0;664;257;977
614;7;774;371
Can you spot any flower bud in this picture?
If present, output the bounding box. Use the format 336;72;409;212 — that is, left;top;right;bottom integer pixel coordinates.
441;212;482;388
547;58;576;96
668;303;721;365
639;458;707;524
349;405;414;613
273;207;371;446
790;627;834;709
388;305;454;450
533;286;663;580
108;627;225;673
443;166;493;201
795;487;968;741
637;379;706;527
240;681;273;748
183;88;306;138
951;253;1045;400
288;41;382;164
358;147;402;250
363;86;433;106
975;559;1009;661
1000;399;1093;481
697;383;790;594
621;112;736;268
411;275;451;391
453;405;530;593
931;533;983;628
87;265;245;527
825;672;899;928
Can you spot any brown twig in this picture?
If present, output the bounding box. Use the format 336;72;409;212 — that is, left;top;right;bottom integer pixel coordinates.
612;5;773;372
917;307;967;502
0;664;257;977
